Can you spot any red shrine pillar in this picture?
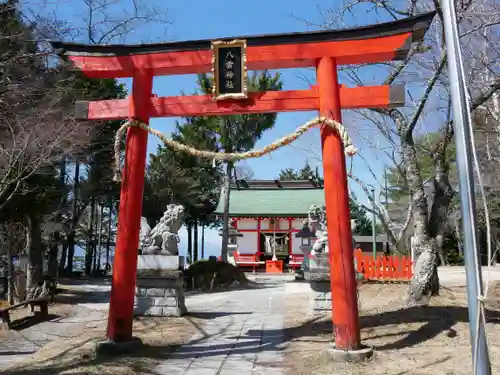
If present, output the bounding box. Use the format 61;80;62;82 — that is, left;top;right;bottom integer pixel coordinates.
317;57;361;350
107;70;153;341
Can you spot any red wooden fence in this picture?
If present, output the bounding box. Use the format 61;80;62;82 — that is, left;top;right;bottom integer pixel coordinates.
218;249;413;280
354;248;413;281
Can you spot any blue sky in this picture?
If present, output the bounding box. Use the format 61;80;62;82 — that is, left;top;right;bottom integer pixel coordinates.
31;0;430;259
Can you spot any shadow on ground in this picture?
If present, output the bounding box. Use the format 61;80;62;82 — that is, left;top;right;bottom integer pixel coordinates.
277;305;500;351
57;278;112;286
54;289;110;305
184;281;274;296
56;277;270;302
9;313;63;331
0;309;283;375
4;305;492;375
185;311;252;320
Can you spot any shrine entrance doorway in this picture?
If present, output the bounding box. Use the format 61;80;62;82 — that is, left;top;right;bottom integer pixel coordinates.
260;232;289;261
51;11;435;353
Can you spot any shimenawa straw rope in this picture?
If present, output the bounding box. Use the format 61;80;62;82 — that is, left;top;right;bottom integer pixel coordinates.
113;116;357;182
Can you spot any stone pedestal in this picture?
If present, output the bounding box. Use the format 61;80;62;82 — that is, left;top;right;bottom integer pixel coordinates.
134;255;187;317
308;253;330;272
304;266;363;318
304;270;332;317
137;254;185;270
298;244;311;256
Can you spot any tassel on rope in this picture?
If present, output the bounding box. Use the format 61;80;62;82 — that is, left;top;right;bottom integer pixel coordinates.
112;116;357;183
113;120;133;182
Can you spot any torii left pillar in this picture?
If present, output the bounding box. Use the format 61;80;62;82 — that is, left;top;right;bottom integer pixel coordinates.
106;70;153;341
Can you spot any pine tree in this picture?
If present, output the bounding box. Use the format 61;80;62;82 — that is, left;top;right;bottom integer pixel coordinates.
194;71;283;260
278;163;315;180
145;125;221;233
278;163;374;235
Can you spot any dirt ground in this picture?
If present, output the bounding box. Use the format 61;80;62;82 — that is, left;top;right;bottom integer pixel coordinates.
0;285;202;375
283;282;500;375
0;315;200;375
3;278;500;374
0;300;77;339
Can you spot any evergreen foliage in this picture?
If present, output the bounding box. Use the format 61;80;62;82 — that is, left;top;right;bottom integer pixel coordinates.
277;163;375;235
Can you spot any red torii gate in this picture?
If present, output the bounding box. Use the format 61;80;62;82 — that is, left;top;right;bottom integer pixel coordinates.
51;11;434;353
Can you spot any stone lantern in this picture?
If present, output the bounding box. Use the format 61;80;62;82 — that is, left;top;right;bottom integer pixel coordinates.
295;220;316;255
218;219;243;261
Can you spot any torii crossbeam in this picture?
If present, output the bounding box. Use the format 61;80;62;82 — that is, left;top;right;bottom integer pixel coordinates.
51;11;435;354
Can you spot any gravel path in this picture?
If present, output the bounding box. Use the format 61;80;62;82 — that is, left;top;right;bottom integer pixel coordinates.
153;276;290;375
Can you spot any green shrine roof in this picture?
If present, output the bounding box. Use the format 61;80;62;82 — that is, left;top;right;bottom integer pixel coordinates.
214;180;325;217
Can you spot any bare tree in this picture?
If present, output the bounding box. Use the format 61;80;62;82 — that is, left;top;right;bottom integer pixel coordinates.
24;0;171;45
0;5;97;295
234;162;255;181
295;0;500;304
17;1;171;277
0;82;91;213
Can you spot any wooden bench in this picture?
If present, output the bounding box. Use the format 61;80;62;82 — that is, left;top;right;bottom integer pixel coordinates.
233;253;265;273
288;254;305;270
0;295;50;329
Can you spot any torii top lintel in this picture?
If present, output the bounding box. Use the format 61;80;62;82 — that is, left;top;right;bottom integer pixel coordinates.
50;11;435;79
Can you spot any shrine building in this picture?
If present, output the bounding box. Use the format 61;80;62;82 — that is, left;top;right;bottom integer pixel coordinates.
214;179;324;270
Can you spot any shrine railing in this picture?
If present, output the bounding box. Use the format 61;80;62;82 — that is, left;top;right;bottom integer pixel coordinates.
223;249;413;280
353;248;413;281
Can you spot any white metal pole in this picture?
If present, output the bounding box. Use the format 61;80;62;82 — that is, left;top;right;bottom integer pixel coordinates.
441;1;491;374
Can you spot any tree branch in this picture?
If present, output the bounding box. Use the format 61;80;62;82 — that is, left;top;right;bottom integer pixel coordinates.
407;51;448;135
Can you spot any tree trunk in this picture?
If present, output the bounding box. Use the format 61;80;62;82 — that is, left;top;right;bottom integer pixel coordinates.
220;162;233;261
49;157;66;278
65;233;75;275
92;216;97;272
47;234;59;278
85;197;95;275
438;248;447;266
91;202;98;272
96;203;104;271
26;213;43;298
66;161;80;274
58;244;67;275
193;220;199;262
429;262;440;296
493;238;500;266
92;202;98;272
201;224;205;259
187;222;193;263
401;134;440;305
105;201;113;272
6;222;14;305
407;232;440;305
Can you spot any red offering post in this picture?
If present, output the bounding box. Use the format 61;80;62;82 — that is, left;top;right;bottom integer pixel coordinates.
107;71;153;341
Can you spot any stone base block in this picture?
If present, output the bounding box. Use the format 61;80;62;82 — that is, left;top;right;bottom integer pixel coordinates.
321;345;373;363
95;337;143;357
308;280;332;316
133;302;187;317
134;272;187;317
137;255;184;271
309;255;330;272
304;271;329;283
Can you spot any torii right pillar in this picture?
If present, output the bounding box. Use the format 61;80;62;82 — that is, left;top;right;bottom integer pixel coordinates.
318;56;363;355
